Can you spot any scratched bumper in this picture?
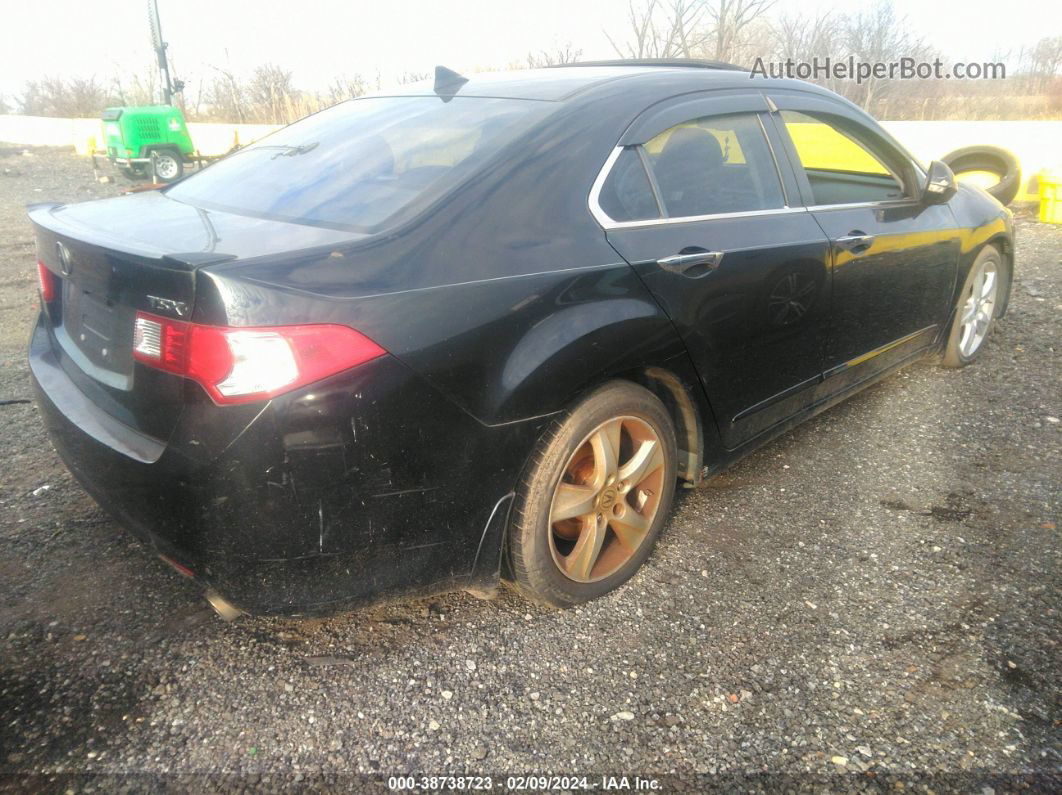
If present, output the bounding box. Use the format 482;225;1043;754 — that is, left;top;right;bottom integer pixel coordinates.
30;316;542;614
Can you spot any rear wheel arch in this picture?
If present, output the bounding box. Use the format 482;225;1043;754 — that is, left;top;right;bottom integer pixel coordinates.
628;367;705;485
508;365;708;500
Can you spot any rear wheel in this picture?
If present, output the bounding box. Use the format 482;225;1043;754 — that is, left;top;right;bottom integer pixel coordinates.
506;381;677;607
941;245;1006;367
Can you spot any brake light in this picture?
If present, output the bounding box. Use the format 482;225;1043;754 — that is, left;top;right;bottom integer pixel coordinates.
133;311;386;405
37;260;57;302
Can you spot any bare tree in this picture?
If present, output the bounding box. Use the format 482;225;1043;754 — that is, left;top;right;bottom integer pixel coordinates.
112;70;159;107
770;10;846;93
204;65;246;123
606;0;775;64
605;0;665;58
661;1;711;57
1028;35;1062;90
18;76;116;117
772;9;838;62
396;71;432;85
704;0;777;62
246;64;295;123
327;75;369;103
526;44;584;68
844;0;933;111
605;1;713;59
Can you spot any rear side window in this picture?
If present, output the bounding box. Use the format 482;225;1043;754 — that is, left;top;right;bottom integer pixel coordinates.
781;110;905;205
167;96;548;232
597;148;661;222
643;112;785;218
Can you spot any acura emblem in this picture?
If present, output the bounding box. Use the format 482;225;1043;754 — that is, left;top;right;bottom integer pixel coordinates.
56;241;73;276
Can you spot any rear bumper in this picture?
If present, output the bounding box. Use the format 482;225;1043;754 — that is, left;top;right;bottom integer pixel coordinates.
29;315;543;615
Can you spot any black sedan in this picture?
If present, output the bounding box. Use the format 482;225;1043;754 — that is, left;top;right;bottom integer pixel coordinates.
29;61;1013;616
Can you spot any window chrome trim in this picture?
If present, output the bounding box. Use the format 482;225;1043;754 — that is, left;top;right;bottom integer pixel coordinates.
588;145;627;228
589;145;803;230
757;113;790;207
588;142;927;229
636;145;666;216
805;199;922;212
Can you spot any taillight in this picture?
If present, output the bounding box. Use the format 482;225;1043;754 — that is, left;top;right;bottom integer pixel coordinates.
133;311;386;405
37;260;57;302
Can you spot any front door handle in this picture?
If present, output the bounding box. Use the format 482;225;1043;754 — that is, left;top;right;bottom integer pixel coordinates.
835;231;875;253
657;249;724;277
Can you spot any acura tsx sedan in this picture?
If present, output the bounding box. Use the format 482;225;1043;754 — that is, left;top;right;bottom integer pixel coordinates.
29;61;1013;616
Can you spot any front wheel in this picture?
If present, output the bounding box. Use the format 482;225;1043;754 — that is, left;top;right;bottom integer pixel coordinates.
506;381;677;607
940;245;1007;367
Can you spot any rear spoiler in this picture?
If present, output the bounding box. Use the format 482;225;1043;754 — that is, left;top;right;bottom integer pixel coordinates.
27;202;236;271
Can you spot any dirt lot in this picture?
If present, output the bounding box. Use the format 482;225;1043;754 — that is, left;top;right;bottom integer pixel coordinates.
0;146;1059;790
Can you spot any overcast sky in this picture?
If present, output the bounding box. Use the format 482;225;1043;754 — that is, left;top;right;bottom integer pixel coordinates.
1;0;1058;101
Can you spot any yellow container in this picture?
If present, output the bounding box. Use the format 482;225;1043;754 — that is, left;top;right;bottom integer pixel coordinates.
1039;169;1062;224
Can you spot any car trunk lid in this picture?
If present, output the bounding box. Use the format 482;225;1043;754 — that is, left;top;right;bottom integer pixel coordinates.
30;192;366;442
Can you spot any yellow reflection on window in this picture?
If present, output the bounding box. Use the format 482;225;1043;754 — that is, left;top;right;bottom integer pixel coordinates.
784;118;889;176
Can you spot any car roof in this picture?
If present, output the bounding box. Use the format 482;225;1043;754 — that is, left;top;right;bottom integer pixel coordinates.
386;62;828;103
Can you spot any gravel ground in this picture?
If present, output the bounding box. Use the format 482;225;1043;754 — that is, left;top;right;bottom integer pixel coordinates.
0;146;1059;791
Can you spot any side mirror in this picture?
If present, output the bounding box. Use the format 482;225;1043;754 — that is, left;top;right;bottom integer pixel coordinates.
922;160;957;204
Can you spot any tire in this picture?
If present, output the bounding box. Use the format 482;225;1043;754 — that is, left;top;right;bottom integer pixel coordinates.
120;164;146;181
150;148;184;182
941;146;1021;207
940;245;1007;368
506;380;678;607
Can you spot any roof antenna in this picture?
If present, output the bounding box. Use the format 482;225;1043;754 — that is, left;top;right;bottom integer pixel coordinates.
433;65;468;100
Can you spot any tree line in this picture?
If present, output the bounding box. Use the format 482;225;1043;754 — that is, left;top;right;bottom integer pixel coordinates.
2;1;1059;122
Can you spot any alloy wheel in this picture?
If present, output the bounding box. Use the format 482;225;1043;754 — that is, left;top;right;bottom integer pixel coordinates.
154;154;180;180
547;416;666;583
958;259;998;358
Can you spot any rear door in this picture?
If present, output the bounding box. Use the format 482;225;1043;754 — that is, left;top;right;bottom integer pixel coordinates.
593;93;831;450
766;94;960;393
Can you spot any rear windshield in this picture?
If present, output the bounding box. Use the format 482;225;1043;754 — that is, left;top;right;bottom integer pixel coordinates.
167;96;548;232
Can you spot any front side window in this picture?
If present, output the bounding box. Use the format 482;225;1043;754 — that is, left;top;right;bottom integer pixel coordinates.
643;112;785;218
781;110;906;205
167;96;549;231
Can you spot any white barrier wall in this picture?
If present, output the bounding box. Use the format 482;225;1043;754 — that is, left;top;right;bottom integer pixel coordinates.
0;115;282;156
1;114;1059;200
882;120;1062;200
185;121;282;155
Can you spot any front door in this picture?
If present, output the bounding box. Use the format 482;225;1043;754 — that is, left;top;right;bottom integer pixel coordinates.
769;103;960;392
594;97;831;449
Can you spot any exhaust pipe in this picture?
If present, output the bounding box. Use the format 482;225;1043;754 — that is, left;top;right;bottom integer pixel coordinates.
204;589;243;622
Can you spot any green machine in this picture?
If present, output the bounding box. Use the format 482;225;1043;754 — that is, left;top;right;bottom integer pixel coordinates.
102;104;193;182
101;1;193;182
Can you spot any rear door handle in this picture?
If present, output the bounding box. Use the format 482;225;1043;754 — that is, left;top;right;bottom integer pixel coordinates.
835;232;875;253
656;250;724;277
